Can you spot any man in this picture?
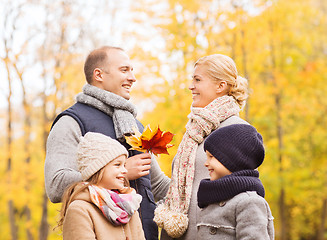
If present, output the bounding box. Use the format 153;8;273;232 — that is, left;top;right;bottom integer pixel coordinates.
45;46;170;239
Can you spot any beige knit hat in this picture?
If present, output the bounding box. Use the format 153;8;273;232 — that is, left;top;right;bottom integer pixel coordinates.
77;132;128;181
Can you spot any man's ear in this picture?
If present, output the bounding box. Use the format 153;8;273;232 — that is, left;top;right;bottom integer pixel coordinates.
93;68;103;83
216;81;228;94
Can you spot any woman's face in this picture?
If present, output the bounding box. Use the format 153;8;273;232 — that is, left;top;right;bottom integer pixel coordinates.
189;64;221;108
98;155;127;190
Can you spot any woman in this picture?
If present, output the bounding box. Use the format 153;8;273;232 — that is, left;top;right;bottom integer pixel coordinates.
154;54;249;239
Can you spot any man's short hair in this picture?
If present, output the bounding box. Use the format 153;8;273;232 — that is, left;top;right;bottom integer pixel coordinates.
84;46;124;84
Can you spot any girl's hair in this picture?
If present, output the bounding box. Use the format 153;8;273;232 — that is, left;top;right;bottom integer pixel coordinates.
56;168;130;229
195;54;249;108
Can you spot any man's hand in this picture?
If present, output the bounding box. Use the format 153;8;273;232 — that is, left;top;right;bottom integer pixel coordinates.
125;153;152;180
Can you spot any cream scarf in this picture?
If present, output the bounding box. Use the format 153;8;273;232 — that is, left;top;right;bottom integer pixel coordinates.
154;95;241;238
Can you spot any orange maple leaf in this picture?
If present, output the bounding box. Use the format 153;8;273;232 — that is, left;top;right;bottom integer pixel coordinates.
125;125;174;156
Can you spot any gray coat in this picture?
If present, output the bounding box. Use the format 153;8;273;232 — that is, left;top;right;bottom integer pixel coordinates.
197;191;274;240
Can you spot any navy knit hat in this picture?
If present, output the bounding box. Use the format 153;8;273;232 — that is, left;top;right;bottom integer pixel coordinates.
204;124;265;172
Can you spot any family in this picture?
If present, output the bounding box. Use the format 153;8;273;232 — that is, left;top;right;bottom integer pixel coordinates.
44;46;275;239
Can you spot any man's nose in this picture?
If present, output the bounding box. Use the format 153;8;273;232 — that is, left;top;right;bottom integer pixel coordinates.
128;72;136;82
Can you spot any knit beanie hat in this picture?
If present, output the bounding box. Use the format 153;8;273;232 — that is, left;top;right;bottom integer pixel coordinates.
77;132;128;181
204;124;265;172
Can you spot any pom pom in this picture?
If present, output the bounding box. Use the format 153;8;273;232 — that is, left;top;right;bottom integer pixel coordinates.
154;204;189;238
153;204;166;228
164;211;188;238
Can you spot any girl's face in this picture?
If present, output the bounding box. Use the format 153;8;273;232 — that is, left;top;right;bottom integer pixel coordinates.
189;64;221;108
204;151;231;181
98;155;127;190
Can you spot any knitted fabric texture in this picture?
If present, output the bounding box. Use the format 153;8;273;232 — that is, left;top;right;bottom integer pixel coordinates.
154;95;240;238
77;132;128;181
76;84;138;140
88;185;142;225
204;124;265;172
197;170;265;208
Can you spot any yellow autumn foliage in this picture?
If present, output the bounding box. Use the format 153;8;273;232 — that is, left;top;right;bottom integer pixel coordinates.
1;0;327;239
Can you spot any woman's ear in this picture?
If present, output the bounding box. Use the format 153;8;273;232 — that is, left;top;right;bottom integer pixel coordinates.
216;81;228;94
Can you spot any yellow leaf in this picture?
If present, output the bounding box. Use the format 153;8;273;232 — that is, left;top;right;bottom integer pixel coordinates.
125;127;146;152
141;125;158;141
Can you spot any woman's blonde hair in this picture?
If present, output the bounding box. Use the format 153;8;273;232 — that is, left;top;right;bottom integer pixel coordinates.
56;168;129;229
195;54;249;108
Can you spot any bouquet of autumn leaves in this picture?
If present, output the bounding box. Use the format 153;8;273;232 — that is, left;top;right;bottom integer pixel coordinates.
125;125;174;156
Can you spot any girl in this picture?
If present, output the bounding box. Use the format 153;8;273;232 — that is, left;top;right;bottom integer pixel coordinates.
197;124;274;239
57;132;145;240
154;54;250;239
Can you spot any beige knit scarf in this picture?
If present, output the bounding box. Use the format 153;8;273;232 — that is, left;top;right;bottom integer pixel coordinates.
154;95;240;238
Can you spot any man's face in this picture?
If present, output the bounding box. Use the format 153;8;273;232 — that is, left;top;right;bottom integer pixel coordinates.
100;49;136;100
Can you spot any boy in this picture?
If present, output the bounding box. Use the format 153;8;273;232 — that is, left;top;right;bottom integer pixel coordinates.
197;124;274;239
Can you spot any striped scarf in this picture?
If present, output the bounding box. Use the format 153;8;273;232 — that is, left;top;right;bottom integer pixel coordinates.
88;185;142;225
154;95;240;238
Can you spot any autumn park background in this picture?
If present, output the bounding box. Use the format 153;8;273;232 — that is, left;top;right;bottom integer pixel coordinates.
1;0;327;239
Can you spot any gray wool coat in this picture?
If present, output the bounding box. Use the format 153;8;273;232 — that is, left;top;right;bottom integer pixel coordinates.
197;191;275;240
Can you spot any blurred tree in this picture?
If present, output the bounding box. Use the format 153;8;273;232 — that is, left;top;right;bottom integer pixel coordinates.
36;1;90;239
1;0;327;239
0;1;31;239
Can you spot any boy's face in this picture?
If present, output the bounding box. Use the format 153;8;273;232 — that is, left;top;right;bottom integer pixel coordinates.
204;151;231;181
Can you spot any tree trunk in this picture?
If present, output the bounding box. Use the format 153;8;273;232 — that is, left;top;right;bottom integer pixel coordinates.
240;26;249;122
318;198;327;240
14;60;35;240
25;206;34;240
5;50;18;240
23;101;34;240
268;16;288;239
39;49;50;239
279;187;287;240
276;91;287;240
39;79;49;240
8;200;18;240
39;192;49;240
